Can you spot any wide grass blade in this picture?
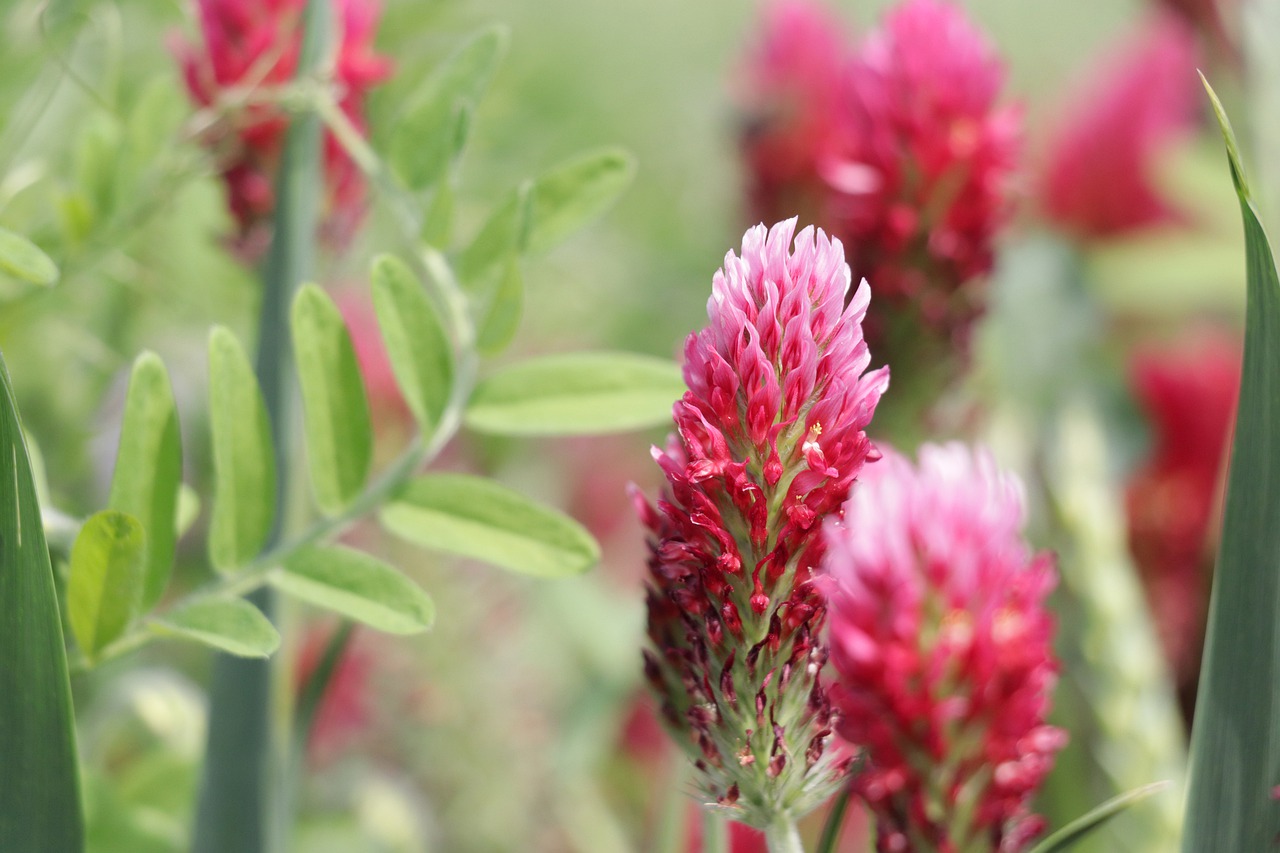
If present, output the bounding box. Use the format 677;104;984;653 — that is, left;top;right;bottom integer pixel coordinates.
1181;78;1280;851
0;351;83;851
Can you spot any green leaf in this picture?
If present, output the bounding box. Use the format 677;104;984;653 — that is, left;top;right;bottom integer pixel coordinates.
475;256;523;356
151;597;279;658
207;327;276;572
109;352;182;609
291;284;373;516
456;182;533;285
370;255;454;433
388;26;508;190
526;148;636;254
1182;77;1280;851
68;510;147;658
1029;782;1171;853
272;545;434;634
0;351;84;850
380;474;599;578
465;351;683;436
0;226;58;286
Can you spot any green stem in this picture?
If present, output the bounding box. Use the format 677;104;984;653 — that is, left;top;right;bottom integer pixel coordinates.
765;818;805;853
191;2;329;852
703;812;729;853
815;786;853;853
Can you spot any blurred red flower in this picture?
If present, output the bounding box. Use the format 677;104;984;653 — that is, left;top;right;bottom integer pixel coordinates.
174;0;392;253
1126;331;1240;714
1039;13;1199;240
824;443;1063;852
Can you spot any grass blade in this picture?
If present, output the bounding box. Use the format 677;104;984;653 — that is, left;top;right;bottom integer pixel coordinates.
0;351;83;851
1030;782;1171;853
1181;77;1280;851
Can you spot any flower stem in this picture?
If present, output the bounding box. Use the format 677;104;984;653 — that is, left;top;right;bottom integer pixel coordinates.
765;818;805;853
191;1;328;851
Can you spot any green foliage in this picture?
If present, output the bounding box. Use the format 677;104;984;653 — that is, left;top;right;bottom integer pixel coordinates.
370;254;454;434
108;352;181;609
151;597;280;658
273;545;435;634
291;284;374;516
1030;783;1172;853
207;327;277;571
0;225;58;287
465;351;683;435
1182;79;1280;851
457;183;533;355
388;25;509;191
525;148;637;255
0;353;83;852
380;473;599;578
68;509;146;659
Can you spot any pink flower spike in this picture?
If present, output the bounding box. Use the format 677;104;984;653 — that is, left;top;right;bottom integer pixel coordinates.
638;219;887;829
824;443;1063;852
1040;13;1200;240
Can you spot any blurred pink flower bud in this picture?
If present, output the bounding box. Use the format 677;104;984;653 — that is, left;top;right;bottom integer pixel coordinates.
824;443;1063;851
636;219;888;828
1040;14;1199;240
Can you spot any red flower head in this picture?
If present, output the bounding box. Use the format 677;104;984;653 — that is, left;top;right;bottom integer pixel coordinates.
635;219;889;828
824;443;1064;852
1126;331;1240;705
824;0;1020;352
1040;13;1199;240
175;0;392;252
738;0;852;229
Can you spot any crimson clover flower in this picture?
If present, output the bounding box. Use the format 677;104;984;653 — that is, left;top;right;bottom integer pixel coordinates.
1039;12;1199;240
174;0;392;253
823;443;1064;852
824;0;1019;354
635;219;889;832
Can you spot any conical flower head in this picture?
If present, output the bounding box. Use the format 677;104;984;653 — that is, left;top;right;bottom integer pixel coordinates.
636;219;889;828
823;443;1064;852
